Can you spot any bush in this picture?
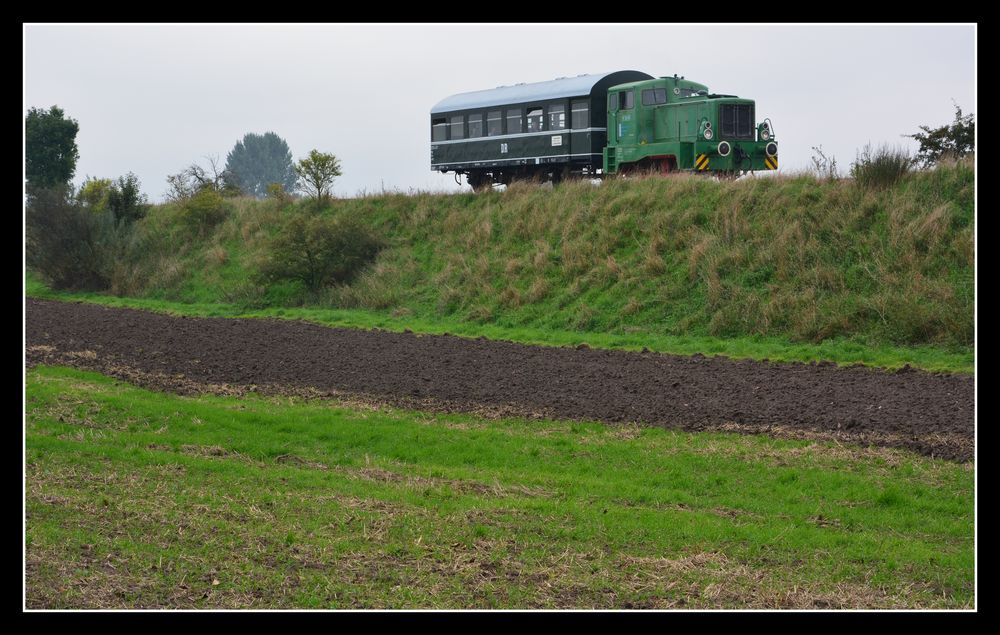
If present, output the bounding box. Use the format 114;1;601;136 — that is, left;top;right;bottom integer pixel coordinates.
850;144;914;189
907;103;974;168
107;172;150;225
178;188;229;236
26;187;130;290
77;177;113;213
258;212;383;292
266;182;293;208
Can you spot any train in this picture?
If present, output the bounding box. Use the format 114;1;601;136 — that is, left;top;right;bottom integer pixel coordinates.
430;70;778;191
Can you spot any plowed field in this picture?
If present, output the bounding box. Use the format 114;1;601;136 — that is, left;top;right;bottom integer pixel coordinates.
25;298;974;460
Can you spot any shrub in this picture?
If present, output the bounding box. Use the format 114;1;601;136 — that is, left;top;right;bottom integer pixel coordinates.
258;212;383;292
107;172;150;225
76;177;113;213
266;182;293;209
178;188;229;236
906;103;975;168
850;144;914;189
26;186;131;290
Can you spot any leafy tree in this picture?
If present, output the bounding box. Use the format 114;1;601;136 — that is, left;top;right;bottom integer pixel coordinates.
107;172;150;225
906;103;975;168
224;132;297;198
295;150;342;206
25;106;80;192
77;177;114;213
77;173;149;225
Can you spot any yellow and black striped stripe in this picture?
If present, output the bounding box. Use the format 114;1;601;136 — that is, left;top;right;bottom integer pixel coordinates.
764;155;778;170
695;154;710;171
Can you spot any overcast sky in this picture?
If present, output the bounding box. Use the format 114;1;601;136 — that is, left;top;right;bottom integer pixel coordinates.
24;23;975;201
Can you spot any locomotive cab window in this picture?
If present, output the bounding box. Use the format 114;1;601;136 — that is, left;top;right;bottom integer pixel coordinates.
571;100;589;129
618;90;634;110
506;109;522;134
450;115;464;140
641;88;667;106
487;111;502;136
679;88;707;98
526;107;544;132
468;113;483;138
548;104;566;130
432;118;447;142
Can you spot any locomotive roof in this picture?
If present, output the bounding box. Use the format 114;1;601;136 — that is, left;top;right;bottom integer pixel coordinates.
430;70;654;114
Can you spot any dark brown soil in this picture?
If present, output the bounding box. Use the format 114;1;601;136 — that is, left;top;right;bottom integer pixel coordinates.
25;298;975;461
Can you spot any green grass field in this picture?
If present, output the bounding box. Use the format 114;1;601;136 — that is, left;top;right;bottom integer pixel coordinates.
25;366;974;609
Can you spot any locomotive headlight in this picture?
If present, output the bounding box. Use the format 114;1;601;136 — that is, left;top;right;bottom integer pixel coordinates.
760;127;770;141
765;142;778;157
703;127;714;140
717;141;731;157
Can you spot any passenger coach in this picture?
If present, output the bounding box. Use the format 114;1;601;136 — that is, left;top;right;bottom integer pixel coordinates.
430;70;654;191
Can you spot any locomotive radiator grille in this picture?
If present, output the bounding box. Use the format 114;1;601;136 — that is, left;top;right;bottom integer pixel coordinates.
719;104;755;139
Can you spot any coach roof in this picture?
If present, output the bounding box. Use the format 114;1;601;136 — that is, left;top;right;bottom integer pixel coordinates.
430;70;655;114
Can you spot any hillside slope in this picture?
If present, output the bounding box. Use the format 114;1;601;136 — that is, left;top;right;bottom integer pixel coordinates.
79;160;976;350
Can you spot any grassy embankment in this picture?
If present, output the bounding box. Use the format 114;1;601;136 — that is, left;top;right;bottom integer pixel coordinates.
26;160;975;373
26;365;974;609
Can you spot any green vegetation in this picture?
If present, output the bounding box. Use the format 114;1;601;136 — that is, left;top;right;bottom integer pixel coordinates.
295;149;342;205
25;366;974;608
26;274;973;373
907;103;975;169
25;105;79;191
257;213;383;292
26;191;135;292
850;144;915;190
26;158;974;371
224;132;298;198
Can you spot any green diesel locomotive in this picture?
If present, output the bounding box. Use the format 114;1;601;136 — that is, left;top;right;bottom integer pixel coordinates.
430;70;777;190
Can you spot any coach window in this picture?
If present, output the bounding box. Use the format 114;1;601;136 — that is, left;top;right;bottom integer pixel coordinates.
506;109;522;134
526;107;544;133
571;100;589;129
468;113;483;138
619;90;634;110
432;118;447;142
487;111;502;136
450;115;464;140
548;104;566;130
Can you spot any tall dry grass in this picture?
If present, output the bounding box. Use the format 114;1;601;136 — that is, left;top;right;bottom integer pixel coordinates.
114;158;973;347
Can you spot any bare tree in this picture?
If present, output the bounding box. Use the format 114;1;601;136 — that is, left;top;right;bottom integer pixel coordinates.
165;155;242;201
